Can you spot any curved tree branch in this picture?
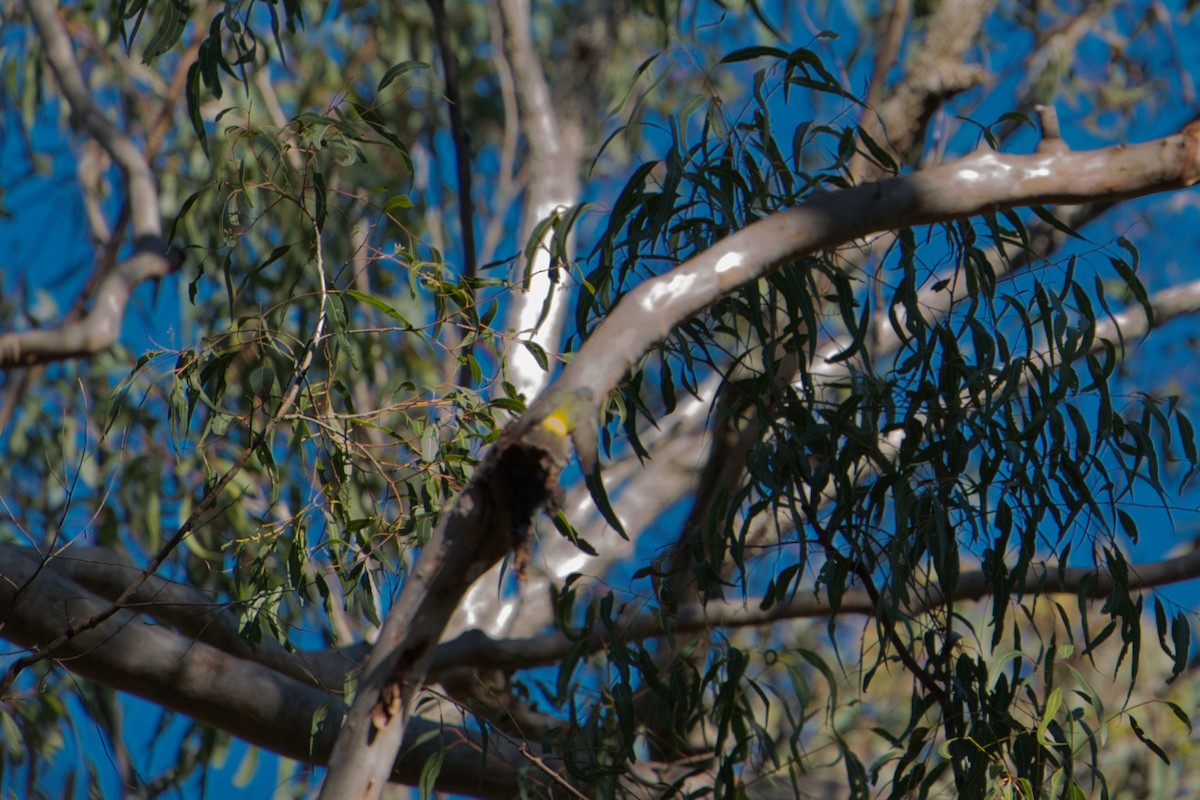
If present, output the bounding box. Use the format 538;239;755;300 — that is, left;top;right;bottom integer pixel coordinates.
0;213;329;696
496;110;1133;656
2;0;176;368
527;119;1200;465
31;545;367;691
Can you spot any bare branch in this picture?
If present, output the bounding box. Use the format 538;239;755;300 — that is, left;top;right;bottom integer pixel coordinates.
432;546;1200;676
40;545;367;691
428;0;478;284
2;0;176;367
847;0;910;183
497;0;583;402
853;0;992;180
480;1;522;266
428;0;480;388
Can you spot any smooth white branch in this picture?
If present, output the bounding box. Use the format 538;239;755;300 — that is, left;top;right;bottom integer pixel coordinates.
528;123;1200;464
4;0;175;367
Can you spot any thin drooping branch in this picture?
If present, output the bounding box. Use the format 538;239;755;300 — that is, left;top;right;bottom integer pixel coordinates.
427;0;477;285
427;0;480;389
2;0;176;367
640;365;785;758
756;273;1200;556
432;546;1200;676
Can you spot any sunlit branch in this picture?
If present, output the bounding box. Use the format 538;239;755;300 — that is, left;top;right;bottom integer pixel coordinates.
526;118;1200;467
496;0;581;403
445;374;718;642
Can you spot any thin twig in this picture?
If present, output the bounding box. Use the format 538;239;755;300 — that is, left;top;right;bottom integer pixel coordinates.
0;210;330;695
517;744;590;800
848;0;910;182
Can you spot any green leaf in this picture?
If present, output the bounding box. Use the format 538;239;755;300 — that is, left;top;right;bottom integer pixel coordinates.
1029;205;1085;240
384;194;413;212
418;748;445;800
232;746;257;788
1066;664;1107;747
857;125;897;173
585;465;627;540
378;60;430;92
521;339;549;371
312;170;327;231
308;703;330;760
1037;687;1062;745
141;0;190;63
1164;700;1193;733
1129;715;1170;764
719;46;790;64
346;289;414;329
184;62;209;156
1170;611;1191;680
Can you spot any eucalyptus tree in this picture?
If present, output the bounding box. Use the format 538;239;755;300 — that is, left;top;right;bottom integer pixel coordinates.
3;1;1200;799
